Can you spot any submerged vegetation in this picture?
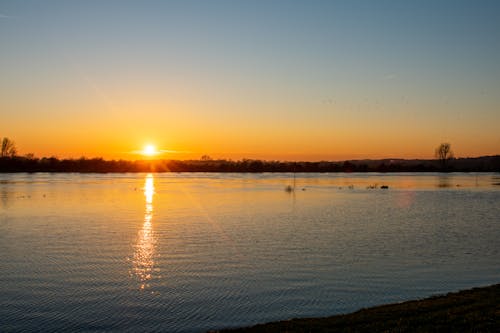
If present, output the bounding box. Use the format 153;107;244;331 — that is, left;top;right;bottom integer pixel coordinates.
214;284;500;332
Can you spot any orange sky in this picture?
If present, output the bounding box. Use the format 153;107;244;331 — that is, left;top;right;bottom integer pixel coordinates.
1;2;499;161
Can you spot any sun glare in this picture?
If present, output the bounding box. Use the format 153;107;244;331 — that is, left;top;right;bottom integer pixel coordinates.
142;144;158;156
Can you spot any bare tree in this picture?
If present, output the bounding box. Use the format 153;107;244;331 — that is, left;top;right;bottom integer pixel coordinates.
200;155;212;161
1;137;17;157
435;143;453;169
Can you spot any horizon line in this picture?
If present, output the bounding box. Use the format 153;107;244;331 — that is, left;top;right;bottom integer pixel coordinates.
2;154;499;163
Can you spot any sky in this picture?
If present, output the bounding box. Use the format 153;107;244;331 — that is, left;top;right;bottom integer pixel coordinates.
1;0;499;160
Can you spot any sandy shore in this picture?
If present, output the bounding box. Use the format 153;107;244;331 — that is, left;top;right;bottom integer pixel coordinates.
211;284;499;332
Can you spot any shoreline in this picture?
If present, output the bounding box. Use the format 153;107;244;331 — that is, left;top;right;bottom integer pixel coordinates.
211;284;499;332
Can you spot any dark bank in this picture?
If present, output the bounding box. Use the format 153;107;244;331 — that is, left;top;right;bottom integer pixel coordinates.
213;284;500;332
1;155;499;173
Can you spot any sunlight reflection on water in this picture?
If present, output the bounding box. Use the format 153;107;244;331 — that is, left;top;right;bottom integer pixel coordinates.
132;173;156;290
0;173;499;332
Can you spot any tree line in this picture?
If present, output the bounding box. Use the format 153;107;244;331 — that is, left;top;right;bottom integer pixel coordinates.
1;138;498;173
1;155;499;173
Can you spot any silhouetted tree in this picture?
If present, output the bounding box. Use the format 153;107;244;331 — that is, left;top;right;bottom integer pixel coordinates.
1;137;17;157
435;143;454;170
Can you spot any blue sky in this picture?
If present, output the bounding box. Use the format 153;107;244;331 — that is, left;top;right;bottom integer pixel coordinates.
1;0;499;159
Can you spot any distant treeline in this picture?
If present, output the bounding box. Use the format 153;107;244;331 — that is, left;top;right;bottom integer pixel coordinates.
1;155;499;173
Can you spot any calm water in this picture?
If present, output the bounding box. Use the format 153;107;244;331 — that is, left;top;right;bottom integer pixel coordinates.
1;173;499;332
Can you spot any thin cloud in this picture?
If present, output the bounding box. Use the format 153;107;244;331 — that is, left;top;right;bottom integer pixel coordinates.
160;149;190;154
127;149;190;155
383;73;397;80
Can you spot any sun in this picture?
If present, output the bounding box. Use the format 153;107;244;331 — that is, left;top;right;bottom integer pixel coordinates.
142;144;158;156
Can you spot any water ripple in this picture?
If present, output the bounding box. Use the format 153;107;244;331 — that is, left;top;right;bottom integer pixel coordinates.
1;173;499;332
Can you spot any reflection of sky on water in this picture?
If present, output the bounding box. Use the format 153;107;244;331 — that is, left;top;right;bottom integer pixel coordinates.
0;173;499;332
1;187;9;209
132;174;156;290
437;174;452;188
0;178;14;209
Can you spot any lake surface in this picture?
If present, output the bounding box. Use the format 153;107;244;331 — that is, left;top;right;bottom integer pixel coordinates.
1;172;499;332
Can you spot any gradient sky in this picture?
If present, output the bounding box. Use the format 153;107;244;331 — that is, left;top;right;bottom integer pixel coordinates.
1;0;499;160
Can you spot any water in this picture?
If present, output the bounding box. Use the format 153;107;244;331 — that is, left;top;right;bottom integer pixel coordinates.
0;172;499;332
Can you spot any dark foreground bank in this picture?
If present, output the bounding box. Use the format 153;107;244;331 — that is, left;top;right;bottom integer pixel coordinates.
212;284;500;332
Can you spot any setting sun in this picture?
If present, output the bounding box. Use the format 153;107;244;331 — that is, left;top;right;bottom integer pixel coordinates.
142;144;158;156
1;1;499;332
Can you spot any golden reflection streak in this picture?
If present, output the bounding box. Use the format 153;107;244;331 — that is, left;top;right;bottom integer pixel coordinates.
132;173;156;290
